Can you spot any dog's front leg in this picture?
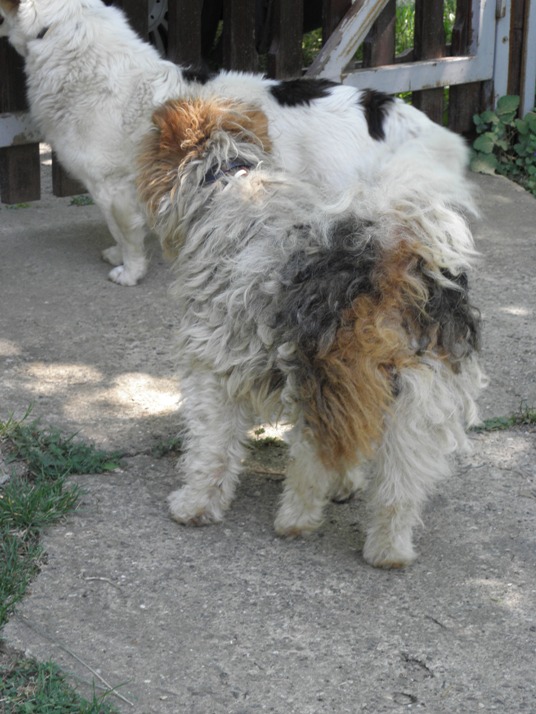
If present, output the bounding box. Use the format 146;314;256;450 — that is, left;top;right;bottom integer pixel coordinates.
169;372;251;526
96;187;148;286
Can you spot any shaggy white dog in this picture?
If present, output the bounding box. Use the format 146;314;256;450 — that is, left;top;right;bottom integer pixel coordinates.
1;0;469;285
137;98;486;568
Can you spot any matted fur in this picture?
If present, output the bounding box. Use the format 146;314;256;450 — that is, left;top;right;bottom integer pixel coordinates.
137;98;486;568
1;0;473;285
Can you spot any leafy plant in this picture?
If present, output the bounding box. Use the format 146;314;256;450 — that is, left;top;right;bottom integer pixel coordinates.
471;95;536;196
70;194;94;207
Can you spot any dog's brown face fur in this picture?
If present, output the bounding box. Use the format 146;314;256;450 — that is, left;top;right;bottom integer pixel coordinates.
137;99;271;227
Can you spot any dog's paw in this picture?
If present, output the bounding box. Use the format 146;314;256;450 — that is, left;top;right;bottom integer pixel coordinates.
274;507;323;538
362;536;417;569
102;246;123;266
108;264;143;286
168;487;223;526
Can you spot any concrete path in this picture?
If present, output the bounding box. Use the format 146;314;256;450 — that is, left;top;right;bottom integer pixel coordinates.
1;156;535;712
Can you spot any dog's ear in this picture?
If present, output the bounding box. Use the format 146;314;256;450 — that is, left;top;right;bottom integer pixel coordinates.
150;99;271;162
0;0;20;14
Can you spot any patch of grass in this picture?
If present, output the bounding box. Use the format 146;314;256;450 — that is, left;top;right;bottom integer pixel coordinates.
473;404;536;432
0;658;119;713
70;194;94;207
0;411;123;712
1;410;122;479
5;203;31;210
151;433;183;457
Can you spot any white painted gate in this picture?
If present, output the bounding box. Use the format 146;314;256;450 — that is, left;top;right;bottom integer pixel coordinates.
306;0;536;117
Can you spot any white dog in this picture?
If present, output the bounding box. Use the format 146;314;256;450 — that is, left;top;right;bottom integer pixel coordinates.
1;0;470;285
137;98;486;568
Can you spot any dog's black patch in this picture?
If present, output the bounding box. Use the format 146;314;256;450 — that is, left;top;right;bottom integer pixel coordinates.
422;269;481;364
275;219;377;357
358;89;394;141
270;78;338;107
183;66;216;85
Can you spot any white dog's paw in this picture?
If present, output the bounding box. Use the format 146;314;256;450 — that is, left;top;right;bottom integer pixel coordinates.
108;264;144;286
102;245;123;266
362;533;417;569
168;487;224;526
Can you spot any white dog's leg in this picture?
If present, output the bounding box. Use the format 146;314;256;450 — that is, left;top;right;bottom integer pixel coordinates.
95;188;148;286
169;372;251;526
101;245;123;267
363;362;471;568
274;433;335;537
330;464;367;503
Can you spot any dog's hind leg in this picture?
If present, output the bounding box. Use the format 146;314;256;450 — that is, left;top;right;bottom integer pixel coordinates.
168;372;252;526
274;430;336;537
362;361;472;568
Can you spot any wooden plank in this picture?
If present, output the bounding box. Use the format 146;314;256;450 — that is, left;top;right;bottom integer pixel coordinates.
121;0;150;39
412;0;446;123
51;154;87;198
0;39;41;203
268;0;303;78
0;144;41;203
224;0;258;72
492;0;511;105
0;41;27;112
167;0;203;66
306;0;390;79
342;55;491;93
449;0;483;134
323;0;352;42
520;0;536;115
362;0;395;67
508;0;527;97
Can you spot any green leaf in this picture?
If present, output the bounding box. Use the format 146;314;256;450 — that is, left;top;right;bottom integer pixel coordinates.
515;118;528;135
524;112;536;133
496;95;520;115
471;154;498;174
473;133;496;154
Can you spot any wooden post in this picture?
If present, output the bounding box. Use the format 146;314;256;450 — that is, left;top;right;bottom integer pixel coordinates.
268;0;304;78
448;0;487;136
322;0;352;42
121;0;150;39
362;0;395;67
168;0;203;66
0;41;41;203
224;0;258;72
412;0;446;124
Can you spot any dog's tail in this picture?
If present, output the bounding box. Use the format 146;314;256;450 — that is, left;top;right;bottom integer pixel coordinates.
137;98;272;257
277;229;480;472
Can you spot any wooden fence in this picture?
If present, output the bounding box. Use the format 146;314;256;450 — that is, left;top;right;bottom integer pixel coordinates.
1;0;535;204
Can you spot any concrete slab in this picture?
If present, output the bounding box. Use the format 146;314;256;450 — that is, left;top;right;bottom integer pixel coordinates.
1;162;535;713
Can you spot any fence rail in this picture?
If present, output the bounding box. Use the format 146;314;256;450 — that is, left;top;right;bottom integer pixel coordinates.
1;0;535;204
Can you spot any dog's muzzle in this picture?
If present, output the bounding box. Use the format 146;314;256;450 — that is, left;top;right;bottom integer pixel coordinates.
203;159;252;185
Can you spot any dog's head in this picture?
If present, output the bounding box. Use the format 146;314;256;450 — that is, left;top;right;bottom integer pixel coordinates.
0;0;19;39
0;0;83;53
138;98;272;257
0;0;45;54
